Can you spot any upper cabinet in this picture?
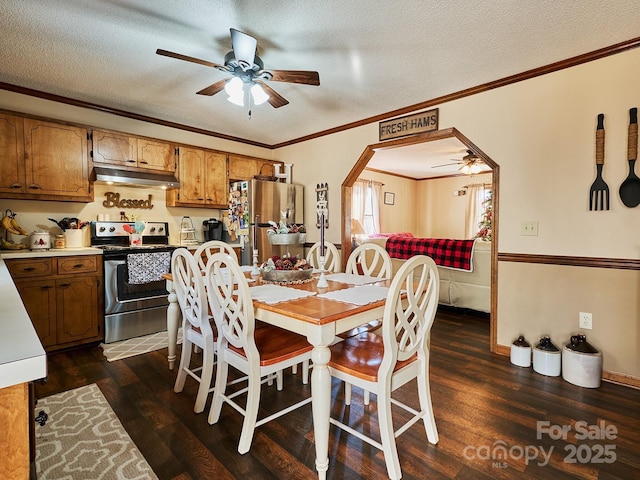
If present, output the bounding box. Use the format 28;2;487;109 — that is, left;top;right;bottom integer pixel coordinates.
0;115;92;202
227;154;282;182
166;146;228;208
92;129;176;172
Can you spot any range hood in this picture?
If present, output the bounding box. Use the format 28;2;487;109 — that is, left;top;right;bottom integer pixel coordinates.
92;167;180;189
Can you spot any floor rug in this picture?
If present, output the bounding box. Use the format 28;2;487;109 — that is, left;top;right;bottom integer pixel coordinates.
34;384;158;480
101;329;182;362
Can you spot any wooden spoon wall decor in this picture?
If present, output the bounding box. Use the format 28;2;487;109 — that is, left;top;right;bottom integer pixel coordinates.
619;107;640;207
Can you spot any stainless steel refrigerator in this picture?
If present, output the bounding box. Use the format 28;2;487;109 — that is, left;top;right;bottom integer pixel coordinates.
228;179;304;265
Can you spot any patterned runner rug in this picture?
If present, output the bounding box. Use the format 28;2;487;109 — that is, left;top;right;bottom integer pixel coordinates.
34;384;157;480
101;329;182;362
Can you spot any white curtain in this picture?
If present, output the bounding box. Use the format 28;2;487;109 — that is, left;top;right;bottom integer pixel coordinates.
465;184;486;239
352;180;366;228
370;181;382;234
351;179;382;235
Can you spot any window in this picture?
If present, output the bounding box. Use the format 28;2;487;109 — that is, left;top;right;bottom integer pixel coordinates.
352;179;382;235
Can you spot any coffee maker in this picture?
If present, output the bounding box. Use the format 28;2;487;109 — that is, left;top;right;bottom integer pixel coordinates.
202;218;222;241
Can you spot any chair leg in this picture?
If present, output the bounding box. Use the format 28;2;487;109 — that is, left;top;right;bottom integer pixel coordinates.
344;382;352;405
364;389;370;406
292;364;298;374
174;334;191;393
238;373;261;454
302;360;310;384
193;345;215;414
417;369;439;444
377;384;402;480
208;357;229;425
276;370;284;390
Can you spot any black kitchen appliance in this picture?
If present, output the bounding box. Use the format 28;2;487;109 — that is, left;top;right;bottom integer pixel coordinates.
202;218;222;241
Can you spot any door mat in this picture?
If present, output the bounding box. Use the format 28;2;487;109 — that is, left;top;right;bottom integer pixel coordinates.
34;384;158;480
100;329;182;362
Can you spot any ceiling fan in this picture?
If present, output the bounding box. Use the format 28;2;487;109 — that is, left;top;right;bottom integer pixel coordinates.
432;149;487;174
156;28;320;109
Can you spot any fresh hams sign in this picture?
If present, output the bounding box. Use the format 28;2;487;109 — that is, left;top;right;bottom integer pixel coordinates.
379;108;438;141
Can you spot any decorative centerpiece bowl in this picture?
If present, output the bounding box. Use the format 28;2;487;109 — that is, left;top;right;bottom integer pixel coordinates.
267;233;301;245
261;256;313;284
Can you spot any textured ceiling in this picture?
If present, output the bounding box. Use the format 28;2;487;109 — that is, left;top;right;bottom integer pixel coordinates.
2;1;640;177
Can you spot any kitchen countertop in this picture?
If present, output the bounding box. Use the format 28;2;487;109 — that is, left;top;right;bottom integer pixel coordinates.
0;257;47;389
0;247;103;259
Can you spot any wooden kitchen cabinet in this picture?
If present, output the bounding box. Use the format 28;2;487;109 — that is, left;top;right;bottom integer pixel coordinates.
166;146;228;208
227;154;283;182
6;255;103;352
0;112;25;195
1;116;92;201
92;128;176;172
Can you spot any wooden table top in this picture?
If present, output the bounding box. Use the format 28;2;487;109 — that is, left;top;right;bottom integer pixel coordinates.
162;272;389;327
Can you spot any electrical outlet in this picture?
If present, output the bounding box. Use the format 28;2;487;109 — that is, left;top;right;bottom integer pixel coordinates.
579;312;593;329
521;221;539;236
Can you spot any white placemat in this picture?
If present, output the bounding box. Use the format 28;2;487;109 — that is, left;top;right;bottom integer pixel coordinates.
249;284;317;304
215;267;256;283
317;285;389;306
325;273;386;285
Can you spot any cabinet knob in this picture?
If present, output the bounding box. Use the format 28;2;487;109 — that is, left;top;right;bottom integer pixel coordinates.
23;267;36;272
73;264;84;269
127;159;136;163
139;160;148;164
58;283;71;288
9;183;23;189
28;184;42;189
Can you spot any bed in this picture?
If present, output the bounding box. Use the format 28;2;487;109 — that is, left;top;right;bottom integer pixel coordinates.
360;234;491;313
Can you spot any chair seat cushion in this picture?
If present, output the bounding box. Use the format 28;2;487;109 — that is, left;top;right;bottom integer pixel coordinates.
228;325;313;367
329;332;416;382
189;316;217;338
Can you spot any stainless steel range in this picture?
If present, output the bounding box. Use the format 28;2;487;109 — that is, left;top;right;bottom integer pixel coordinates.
90;221;176;343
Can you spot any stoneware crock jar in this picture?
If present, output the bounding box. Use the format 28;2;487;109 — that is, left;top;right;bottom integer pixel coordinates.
30;230;51;250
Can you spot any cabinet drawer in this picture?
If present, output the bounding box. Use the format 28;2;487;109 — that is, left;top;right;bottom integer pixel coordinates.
56;256;98;275
5;258;54;278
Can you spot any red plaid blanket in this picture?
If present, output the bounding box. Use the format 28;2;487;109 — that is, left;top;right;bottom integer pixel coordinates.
385;236;476;271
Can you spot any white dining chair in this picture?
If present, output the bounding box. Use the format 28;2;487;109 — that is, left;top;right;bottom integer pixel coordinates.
171;248;217;414
328;255;440;480
205;252;313;454
345;241;392;278
306;240;341;273
193;240;238;270
342;241;393;404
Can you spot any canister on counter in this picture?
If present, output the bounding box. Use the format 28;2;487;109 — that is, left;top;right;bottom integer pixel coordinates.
53;234;66;249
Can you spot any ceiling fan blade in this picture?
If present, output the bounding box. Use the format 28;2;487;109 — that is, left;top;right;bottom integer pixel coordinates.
230;28;257;69
432;162;461;168
156;49;223;69
196;79;227;96
260;69;320;86
255;81;289;108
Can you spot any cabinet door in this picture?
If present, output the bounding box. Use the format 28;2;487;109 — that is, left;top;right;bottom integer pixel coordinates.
176;146;205;205
55;276;100;344
14;280;57;348
137;138;175;172
24;119;90;199
0;113;25;194
204;151;228;206
92;129;137;167
228;155;259;181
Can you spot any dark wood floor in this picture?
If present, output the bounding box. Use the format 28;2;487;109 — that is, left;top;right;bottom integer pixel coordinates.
35;308;640;480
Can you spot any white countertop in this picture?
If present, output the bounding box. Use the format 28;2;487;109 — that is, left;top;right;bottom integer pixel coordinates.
0;247;103;259
0;257;47;389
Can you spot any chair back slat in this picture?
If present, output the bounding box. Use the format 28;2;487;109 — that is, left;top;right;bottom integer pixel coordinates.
382;255;439;367
171;248;213;337
346;242;392;278
306;241;341;272
194;240;238;270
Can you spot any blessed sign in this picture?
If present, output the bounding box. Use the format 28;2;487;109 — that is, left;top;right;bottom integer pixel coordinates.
379;108;439;141
102;192;154;209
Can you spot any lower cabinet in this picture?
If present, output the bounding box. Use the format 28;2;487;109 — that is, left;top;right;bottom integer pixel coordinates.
7;255;103;351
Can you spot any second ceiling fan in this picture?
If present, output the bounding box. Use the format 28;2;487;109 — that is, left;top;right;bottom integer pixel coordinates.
432;149;487;174
157;28;320;109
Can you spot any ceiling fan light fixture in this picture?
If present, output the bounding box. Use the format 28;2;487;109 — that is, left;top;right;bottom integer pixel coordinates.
225;76;243;97
250;82;269;105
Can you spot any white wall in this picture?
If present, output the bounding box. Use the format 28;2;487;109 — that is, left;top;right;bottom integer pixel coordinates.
281;48;640;379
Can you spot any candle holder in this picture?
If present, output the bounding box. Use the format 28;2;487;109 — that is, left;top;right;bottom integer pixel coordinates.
251;249;260;276
316;255;329;288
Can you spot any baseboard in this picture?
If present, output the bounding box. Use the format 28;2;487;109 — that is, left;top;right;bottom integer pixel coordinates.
495;343;640;390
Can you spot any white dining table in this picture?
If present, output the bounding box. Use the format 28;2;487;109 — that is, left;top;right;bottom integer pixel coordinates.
163;272;388;479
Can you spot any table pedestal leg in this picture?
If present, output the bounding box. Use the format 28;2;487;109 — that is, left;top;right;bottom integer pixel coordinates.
166;280;180;370
311;344;331;479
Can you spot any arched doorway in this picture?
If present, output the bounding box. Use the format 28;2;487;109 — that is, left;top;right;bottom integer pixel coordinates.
340;127;499;351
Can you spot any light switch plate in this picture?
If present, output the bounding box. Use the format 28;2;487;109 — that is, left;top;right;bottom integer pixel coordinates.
521;221;539;236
